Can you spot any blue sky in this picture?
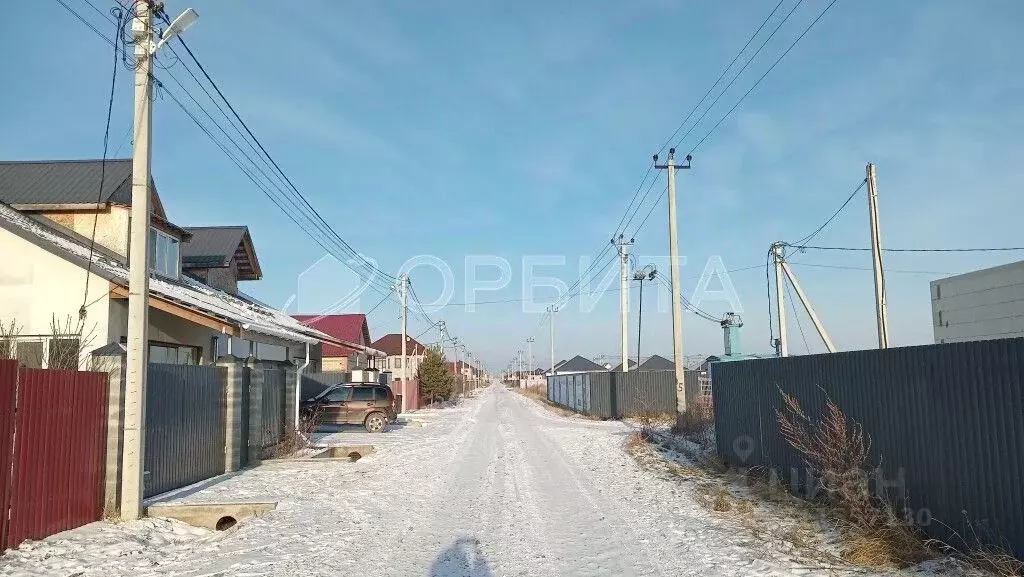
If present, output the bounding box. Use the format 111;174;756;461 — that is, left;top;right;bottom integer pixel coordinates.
2;0;1023;370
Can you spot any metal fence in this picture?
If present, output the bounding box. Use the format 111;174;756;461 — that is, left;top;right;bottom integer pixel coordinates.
145;364;226;497
261;367;286;448
712;337;1024;556
546;369;703;418
0;361;108;551
300;371;349;400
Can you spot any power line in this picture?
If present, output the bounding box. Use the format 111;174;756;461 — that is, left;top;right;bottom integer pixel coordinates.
791;178;867;246
787;244;1024;253
688;0;840;155
784;277;810;354
79;0;123;323
673;0;804;151
788;262;954;275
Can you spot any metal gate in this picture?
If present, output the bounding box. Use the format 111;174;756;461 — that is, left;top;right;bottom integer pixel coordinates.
261;367;285;448
0;361;108;551
145;364;226;497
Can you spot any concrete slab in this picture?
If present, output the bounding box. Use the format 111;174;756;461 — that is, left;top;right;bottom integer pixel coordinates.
145;501;277;531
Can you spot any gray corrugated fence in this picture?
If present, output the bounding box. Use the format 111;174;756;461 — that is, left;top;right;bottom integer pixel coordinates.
546;369;703;418
300;371;349;400
145;364;226;497
712;338;1024;556
261;367;286;448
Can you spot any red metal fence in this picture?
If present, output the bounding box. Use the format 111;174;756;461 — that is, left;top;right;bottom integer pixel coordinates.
0;360;108;551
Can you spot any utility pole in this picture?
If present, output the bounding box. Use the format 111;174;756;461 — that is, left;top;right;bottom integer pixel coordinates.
526;337;534;382
654;148;691;415
866;163;890;349
548;305;555;374
780;261;837;353
633;265;656;367
121;1;200;522
122;0;155;522
613;235;633;372
399;274;409;411
772;242;789;357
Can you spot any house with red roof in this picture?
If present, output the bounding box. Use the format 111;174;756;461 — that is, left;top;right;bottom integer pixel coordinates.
292;313;373;371
370;333;429;383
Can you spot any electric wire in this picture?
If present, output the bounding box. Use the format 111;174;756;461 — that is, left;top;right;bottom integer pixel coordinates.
688;0;840;155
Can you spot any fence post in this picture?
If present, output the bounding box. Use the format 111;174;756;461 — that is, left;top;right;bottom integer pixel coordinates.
91;351;126;518
246;359;265;465
217;356;245;472
283;363;297;433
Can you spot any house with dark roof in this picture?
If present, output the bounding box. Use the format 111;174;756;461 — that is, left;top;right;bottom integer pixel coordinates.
370;333;429;383
553;355;605;374
0;159;380;369
637;354;674;371
182;226;262;295
611;359;638;372
292;314;372;371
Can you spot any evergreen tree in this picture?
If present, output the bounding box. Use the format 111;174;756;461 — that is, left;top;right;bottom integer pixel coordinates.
417;346;454;404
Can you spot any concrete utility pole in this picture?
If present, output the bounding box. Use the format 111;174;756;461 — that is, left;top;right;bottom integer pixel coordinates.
526;337;534;381
772;242;789;357
866;163;890;349
780;261;837;353
122;1;200;522
548;305;555;374
613;235;633;372
122;0;155;522
654;149;691;415
399;274;409;411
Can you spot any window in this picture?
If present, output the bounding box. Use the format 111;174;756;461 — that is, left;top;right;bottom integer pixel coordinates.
149;343;199;365
148;228;180;278
324;388;351;403
373;386;392;401
351;387;374;401
393;357;402;369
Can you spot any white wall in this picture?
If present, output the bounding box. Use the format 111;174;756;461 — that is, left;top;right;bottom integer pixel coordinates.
931;260;1024;343
0;227;112;366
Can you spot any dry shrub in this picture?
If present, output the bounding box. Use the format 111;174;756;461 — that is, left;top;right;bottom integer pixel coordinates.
776;392;932;568
264;406;322;459
959;545;1024;577
626;430;649;455
713;489;733;512
670;395;714;441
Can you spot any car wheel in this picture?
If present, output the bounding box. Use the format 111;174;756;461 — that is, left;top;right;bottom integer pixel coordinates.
365;412;387;433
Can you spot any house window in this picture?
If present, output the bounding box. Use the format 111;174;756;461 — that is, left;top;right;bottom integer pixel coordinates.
16;341;44;369
149;228;180;278
394;357;402;369
149;343;199;365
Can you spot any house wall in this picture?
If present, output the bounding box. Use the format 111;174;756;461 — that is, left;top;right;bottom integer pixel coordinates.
39;206;130;258
384;353;424;381
204;260;239;295
107;300;219;363
322;356;350;371
931;260;1024;343
0;227;112;367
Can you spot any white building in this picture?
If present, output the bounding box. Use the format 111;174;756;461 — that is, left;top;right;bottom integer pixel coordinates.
931;260;1024;343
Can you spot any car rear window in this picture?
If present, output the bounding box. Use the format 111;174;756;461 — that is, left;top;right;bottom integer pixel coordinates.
374;386;392;401
351;387;374;401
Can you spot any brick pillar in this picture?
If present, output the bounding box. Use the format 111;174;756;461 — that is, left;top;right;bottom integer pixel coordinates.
218;355;245;472
246;359;265;466
284;363;297;433
91;352;126;518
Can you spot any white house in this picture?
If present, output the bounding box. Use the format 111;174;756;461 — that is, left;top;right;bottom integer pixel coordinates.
0;159;375;368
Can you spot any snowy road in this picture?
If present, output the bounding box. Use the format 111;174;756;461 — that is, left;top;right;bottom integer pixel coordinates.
2;385;874;576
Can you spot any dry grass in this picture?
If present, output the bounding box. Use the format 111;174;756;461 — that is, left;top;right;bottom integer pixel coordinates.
263;407;321;459
670;396;714;440
776;392;934;569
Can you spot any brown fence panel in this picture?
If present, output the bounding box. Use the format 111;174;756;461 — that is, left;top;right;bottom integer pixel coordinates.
5;368;107;550
0;361;17;550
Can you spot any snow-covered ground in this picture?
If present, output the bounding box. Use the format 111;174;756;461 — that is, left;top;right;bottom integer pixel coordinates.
1;386;954;576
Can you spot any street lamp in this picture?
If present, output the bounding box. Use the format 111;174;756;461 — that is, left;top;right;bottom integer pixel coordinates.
632;265;657;367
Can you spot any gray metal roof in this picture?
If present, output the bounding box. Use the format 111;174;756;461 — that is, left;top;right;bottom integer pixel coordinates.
181;226;261;280
0;159;135;206
637;354;674;371
556;355;605;372
611;359;638;372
